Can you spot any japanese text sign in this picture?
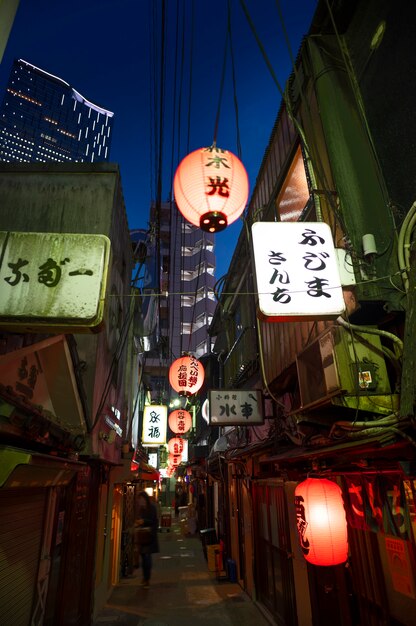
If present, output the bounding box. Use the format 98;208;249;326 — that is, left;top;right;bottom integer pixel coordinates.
251;222;345;321
0;231;110;332
142;404;167;445
208;389;263;426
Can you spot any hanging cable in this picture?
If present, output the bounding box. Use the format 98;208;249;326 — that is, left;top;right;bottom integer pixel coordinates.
89;298;135;433
186;0;194;153
238;0;285;99
168;0;183;365
212;20;229;145
227;0;242;159
241;0;346;235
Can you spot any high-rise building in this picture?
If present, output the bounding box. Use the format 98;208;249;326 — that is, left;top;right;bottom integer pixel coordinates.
168;204;216;361
133;201;216;405
0;58;113;163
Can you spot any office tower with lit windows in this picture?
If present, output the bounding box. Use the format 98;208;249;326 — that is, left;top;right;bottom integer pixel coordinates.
135;201;216;405
0;58;113;163
168;206;217;361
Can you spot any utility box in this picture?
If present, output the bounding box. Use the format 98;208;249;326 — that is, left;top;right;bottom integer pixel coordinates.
296;325;396;414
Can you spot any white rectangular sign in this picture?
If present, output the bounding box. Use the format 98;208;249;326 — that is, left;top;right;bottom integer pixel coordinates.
208;390;263;426
251;222;345;321
0;231;110;331
142;405;167;445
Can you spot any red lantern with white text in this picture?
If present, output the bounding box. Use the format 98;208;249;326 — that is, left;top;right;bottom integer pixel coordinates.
295;478;348;566
168;437;184;455
173;145;249;233
169;355;204;397
168;409;192;434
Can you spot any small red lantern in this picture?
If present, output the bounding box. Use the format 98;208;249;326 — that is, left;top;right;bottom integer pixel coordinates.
173;145;249;233
168;453;182;467
168;437;184;455
169;355;205;397
168;409;192;434
295;478;348;566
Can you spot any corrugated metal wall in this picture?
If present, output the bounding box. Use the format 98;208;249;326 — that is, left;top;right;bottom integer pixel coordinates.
259;318;331;388
247;99;333;388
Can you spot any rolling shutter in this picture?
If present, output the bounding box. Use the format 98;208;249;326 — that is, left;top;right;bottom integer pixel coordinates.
0;488;46;626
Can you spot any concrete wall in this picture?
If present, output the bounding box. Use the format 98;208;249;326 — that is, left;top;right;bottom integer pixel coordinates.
0;163;134;463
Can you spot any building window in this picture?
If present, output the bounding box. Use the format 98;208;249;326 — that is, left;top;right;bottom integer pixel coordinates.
275;145;310;222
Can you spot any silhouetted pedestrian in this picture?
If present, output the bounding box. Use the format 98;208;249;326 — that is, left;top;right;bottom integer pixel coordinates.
135;491;159;588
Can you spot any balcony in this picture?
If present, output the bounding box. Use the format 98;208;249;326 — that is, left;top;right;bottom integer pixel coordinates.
181;272;216;294
181;248;216;271
181;297;216;323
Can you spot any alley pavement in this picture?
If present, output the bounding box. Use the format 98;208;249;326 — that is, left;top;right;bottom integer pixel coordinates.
93;518;272;626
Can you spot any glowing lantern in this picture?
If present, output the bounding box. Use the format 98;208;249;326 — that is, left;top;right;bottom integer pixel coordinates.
168;409;192;434
173;145;249;233
168;453;182;467
168;437;184;455
295;478;348;566
169;355;204;397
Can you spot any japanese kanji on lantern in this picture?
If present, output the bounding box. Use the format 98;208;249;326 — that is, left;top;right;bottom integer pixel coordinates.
294;477;348;566
173;145;249;233
168;453;182;467
168;409;192;434
167;437;184;455
169;355;205;397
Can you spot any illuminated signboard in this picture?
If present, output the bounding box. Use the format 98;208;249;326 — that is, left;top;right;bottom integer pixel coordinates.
208;390;263;426
142;405;167;446
252;222;345;321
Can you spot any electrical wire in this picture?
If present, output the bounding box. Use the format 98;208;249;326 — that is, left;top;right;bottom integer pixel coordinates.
103;265;411;300
227;0;242;159
89;294;136;433
212;16;229;146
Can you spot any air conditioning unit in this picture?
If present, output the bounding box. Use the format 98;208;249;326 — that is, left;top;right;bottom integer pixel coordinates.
296;325;393;411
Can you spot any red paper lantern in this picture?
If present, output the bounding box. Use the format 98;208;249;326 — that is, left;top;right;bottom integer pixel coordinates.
168;453;182;467
294;478;348;566
168;409;192;434
168;437;184;455
169;355;205;397
173;145;249;233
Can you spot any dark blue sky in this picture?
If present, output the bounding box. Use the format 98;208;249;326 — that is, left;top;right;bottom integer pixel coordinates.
0;0;317;279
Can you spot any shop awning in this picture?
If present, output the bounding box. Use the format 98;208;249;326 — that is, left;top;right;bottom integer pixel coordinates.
131;459;160;481
0;445;85;488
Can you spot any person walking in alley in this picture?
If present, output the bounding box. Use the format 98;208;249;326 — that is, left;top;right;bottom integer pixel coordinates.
135;491;159;589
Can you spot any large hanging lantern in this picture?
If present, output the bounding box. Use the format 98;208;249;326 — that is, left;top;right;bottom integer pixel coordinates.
294;478;348;566
168;409;192;434
169;355;205;397
173;145;249;233
168;437;184;455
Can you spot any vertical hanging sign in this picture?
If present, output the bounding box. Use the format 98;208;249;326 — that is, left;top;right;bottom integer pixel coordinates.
142;405;167;446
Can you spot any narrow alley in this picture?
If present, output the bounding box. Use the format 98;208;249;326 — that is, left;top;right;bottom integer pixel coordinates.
93;519;270;626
